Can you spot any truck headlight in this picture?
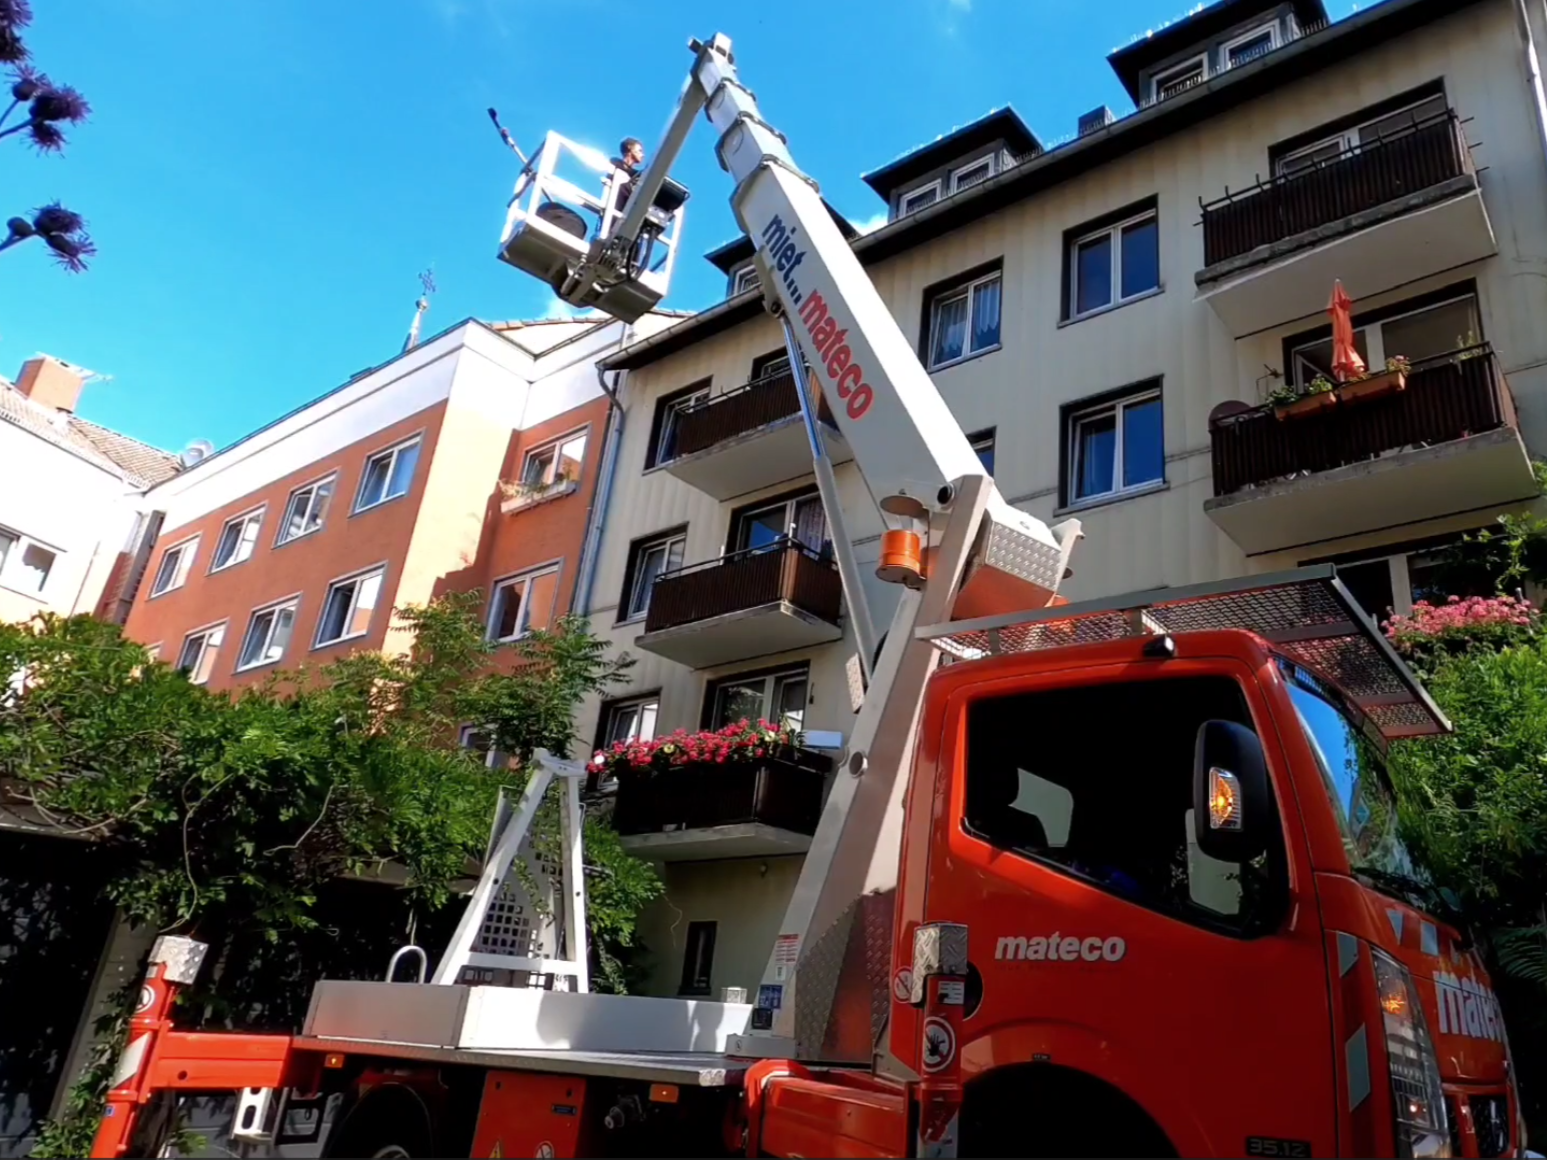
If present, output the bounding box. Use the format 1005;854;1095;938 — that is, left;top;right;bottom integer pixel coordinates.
1373;947;1451;1158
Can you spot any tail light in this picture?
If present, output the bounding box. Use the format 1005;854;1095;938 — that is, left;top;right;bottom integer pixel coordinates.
1372;948;1451;1157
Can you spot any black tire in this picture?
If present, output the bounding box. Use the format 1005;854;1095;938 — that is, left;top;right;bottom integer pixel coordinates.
323;1085;434;1159
959;1065;1175;1158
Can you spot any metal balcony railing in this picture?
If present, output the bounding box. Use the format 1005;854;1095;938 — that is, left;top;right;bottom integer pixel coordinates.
1200;110;1474;267
1138;17;1329;109
672;370;834;460
611;754;830;838
643;539;843;634
1209;344;1514;497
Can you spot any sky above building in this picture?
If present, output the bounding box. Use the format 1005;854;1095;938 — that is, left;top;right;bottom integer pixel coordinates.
0;0;1354;454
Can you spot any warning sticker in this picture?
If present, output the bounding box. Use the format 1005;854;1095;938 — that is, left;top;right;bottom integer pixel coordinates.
938;978;965;1007
892;968;914;1002
774;934;800;964
921;1016;956;1074
758;984;783;1010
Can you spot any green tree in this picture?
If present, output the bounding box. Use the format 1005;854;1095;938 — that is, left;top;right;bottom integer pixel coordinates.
0;595;661;1155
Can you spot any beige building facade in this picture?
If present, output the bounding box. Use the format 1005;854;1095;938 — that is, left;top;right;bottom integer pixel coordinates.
580;0;1547;1000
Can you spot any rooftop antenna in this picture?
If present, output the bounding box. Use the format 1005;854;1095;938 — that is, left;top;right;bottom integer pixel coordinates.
403;267;437;353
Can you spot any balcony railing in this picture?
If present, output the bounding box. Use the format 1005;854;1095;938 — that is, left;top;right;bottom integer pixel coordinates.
1200;111;1474;267
611;754;830;839
643;540;843;635
673;370;833;460
1138;18;1329;109
1210;345;1515;497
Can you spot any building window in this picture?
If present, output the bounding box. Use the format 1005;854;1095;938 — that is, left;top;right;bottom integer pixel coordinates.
621;528;686;622
316;568;385;647
1151;55;1206;103
354;437;421;512
1065;384;1164;505
679;920;717;997
150;537;198;597
601;695;660;748
750;349;792;381
487;566;560;642
969;429;996;476
177;623;225;685
927;267;1002;370
733;265;761;295
1286;290;1479;389
732;491;829;557
1223;24;1277;69
950;156;995;194
210;508;263;573
0;528;58;595
1310;532;1497;624
899;182;941;217
277;475;335;545
1275;92;1448;178
521;430;587;492
1068;208;1159;319
646;381;711;469
237;599;298;671
459;724;511;769
706;664;809;733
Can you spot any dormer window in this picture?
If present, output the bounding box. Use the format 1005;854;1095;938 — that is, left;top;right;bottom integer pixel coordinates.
950;155;995;194
1152;55;1207;103
899;182;941;217
733;265;760;296
1223;24;1277;68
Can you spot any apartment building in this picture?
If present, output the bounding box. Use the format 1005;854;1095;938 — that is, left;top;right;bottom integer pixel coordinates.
120;312;681;691
0;355;181;625
578;0;1547;1001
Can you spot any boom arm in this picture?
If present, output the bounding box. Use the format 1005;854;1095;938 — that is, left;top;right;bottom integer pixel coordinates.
561;34;1082;1066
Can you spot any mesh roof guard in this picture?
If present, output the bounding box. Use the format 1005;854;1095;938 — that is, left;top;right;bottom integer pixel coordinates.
917;565;1450;742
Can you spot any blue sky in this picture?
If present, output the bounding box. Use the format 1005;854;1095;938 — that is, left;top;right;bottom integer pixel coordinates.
1;0;1349;454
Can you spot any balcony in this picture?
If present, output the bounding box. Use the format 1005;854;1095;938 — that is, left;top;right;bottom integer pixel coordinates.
1196;112;1496;334
1204;346;1537;555
635;541;844;669
612;754;831;861
663;370;852;501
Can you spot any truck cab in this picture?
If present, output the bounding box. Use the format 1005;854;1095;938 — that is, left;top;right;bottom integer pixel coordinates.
889;580;1519;1157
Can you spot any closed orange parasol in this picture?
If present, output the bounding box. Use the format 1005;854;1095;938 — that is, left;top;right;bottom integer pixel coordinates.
1329;280;1366;382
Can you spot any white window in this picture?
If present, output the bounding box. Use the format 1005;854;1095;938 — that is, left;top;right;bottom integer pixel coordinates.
1151;56;1207;103
1067;387;1164;504
602;696;659;747
487;566;559;642
1288;293;1480;388
970;429;996;477
459;724;512;769
150;537;198;597
177;623;225;685
650;387;710;468
237;600;297;671
625;531;686;621
354;437;422;512
0;528;58;595
898;182;941;217
1276;93;1449;177
210;508;263;572
708;666;808;733
316;568;385;647
521;431;587;492
733;265;761;295
1069;210;1160;319
1223;24;1277;69
950;156;995;194
277;475;335;545
927;270;1002;369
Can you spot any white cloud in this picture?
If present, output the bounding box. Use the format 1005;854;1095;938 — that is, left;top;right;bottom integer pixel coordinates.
541;295;600;322
854;212;890;235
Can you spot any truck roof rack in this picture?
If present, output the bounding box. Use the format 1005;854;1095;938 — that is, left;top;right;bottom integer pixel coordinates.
917;565;1451;742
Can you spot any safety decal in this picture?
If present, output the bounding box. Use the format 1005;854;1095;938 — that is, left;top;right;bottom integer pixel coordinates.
921;1016;956;1074
892;967;914;1002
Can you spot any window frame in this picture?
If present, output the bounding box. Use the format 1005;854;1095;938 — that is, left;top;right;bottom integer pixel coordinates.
274;472;338;547
353;435;423;514
459;723;512;770
0;526;60;597
678;920;718;997
208;506;265;574
1060;381;1166;510
732;265;761;295
1150;54;1208;103
969;428;996;477
1279;281;1481;389
149;535;200;598
176;620;227;685
618;526;688;625
898;181;942;218
922;261;1004;372
519;426;590;492
645;381;712;470
726;486;828;557
702;662;811;732
314;565;388;649
949;155;995;194
1269;82;1448;177
486;562;562;643
1066;208;1161;322
235;596;301;673
1221;23;1278;70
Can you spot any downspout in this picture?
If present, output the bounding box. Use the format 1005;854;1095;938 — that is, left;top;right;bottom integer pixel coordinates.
572;327;631;618
1513;0;1547;166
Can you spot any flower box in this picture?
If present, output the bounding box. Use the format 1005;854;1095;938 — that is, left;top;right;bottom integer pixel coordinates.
1336;368;1407;406
611;756;828;837
499;476;579;515
1273;391;1338;421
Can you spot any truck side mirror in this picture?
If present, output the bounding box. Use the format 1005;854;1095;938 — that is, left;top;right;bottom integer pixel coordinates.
1193;720;1272;865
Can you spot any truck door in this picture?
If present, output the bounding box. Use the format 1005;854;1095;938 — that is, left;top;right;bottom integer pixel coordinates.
934;662;1336;1157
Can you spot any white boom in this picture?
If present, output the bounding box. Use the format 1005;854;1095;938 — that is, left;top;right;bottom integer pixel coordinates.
504;33;1082;1067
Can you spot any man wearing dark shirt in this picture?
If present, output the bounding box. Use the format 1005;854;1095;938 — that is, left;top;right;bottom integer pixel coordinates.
612;137;645;212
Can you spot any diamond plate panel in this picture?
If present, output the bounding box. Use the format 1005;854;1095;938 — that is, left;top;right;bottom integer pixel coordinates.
150;936;208;986
793;903;855;1057
980;522;1064;591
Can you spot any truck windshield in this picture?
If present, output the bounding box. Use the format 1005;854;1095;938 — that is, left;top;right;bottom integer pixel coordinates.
1278;658;1421;883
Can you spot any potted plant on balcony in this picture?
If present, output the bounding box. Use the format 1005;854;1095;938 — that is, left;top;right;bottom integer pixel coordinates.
1272;375;1338;421
1336;355;1410;405
498;463;581;514
588;718;807;781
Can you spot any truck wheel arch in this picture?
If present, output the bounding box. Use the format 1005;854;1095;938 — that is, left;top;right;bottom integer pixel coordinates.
323;1082;436;1158
960;1062;1177;1158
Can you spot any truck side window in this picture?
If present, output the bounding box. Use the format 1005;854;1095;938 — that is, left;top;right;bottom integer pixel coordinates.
963;675;1279;935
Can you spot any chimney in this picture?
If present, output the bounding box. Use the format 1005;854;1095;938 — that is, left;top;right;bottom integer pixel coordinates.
16;355;86;413
1079;106;1116;137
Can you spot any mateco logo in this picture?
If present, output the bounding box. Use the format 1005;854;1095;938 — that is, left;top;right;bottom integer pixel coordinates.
1435;971;1505;1042
995;933;1127;963
757;214;875;422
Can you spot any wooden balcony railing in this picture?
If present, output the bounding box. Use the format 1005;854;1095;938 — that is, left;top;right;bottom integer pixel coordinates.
643;540;843;634
673;370;834;460
1200;110;1473;268
611;754;830;838
1210;345;1514;497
